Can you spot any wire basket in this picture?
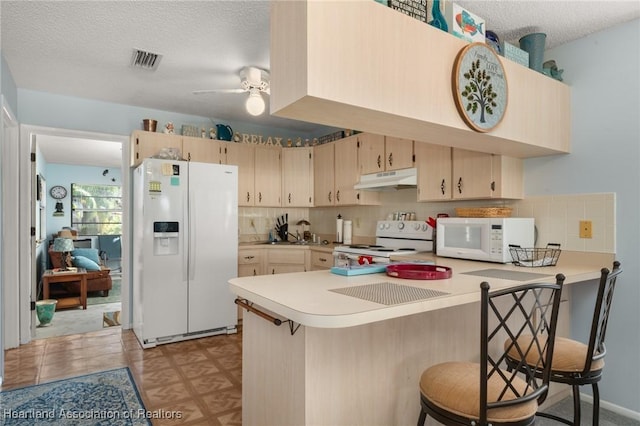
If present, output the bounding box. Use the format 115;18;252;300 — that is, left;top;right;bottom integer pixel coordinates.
509;243;561;267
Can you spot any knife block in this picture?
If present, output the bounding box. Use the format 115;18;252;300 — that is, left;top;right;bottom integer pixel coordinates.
278;224;288;241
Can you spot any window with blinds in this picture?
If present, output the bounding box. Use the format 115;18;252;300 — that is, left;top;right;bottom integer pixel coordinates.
71;184;122;235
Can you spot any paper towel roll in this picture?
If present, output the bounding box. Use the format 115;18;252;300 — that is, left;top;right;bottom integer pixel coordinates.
336;215;343;243
343;220;353;244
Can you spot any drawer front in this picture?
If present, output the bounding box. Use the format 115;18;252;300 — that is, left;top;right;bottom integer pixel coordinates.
238;264;263;277
238;249;263;265
267;249;306;264
311;251;332;269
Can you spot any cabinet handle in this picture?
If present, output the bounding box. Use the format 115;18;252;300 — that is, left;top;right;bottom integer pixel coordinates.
259;192;262;203
440;179;446;195
271;269;275;274
246;192;250;203
319;257;327;262
328;191;332;202
457;177;463;194
491;181;496;191
336;190;340;202
187;152;191;161
253;269;257;276
288;193;292;204
244;256;255;260
377;155;381;168
388;152;393;167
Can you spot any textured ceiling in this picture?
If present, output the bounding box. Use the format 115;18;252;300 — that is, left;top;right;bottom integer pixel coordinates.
2;1;639;167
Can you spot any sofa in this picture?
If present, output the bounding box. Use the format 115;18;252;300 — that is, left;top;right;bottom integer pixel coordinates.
48;245;113;296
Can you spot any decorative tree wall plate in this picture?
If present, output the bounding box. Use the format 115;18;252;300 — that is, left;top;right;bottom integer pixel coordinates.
452;42;508;132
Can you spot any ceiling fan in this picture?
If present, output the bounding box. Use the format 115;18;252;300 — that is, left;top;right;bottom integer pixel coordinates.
193;66;270;116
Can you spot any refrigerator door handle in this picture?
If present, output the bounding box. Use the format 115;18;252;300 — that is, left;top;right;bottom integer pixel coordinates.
188;190;196;280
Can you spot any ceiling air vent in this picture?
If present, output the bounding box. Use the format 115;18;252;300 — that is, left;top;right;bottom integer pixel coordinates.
130;49;162;71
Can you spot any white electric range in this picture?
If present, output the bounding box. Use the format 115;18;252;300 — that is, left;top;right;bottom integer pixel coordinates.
333;220;433;266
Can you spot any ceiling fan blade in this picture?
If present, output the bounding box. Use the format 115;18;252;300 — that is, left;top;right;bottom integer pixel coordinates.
192;88;246;95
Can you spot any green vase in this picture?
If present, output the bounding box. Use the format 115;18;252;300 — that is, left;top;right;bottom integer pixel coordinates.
519;32;547;73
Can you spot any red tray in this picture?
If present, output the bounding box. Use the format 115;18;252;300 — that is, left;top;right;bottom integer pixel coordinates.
386;264;452;280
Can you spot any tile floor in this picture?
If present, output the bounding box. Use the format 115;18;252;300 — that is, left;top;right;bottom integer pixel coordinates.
2;327;242;425
34;302;122;339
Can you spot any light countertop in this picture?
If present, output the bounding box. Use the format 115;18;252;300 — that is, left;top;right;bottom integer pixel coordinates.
229;251;614;329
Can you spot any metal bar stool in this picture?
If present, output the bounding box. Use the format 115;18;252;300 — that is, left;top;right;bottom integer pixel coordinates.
505;261;622;425
418;275;565;426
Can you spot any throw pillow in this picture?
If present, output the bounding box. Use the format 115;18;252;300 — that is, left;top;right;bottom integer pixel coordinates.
71;248;101;265
72;255;101;271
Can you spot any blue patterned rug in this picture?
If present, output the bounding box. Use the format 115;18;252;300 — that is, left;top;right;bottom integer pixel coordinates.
0;368;151;425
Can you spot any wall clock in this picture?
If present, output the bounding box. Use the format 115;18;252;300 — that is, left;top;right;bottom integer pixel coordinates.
50;185;68;200
452;42;508;132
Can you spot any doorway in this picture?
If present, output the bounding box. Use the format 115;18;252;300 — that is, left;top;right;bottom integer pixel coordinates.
18;125;129;342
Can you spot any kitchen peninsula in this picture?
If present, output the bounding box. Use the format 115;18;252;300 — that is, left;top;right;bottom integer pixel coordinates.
229;252;613;426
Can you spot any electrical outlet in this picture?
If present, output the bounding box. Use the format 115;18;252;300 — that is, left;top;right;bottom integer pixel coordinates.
579;220;592;239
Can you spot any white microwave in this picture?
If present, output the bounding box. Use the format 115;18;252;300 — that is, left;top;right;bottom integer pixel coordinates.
436;217;535;263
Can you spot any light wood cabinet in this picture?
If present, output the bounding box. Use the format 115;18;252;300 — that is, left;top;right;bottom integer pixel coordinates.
415;142;452;201
183;136;225;163
452;148;523;200
358;133;385;174
310;249;333;271
385;137;414;171
334;135;380;206
254;145;282;206
238;248;265;277
226;143;256;206
237;248;265;320
282;147;313;207
131;130;182;167
415;143;523;201
313;142;335;206
266;248;309;275
271;0;571;158
360;135;414;174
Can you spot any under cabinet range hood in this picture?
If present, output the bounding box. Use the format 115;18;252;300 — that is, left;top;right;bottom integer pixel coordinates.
354;168;417;191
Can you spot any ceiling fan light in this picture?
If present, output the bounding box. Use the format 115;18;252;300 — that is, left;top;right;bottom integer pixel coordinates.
246;89;265;116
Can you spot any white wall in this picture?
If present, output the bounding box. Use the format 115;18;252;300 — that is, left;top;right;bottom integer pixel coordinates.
525;19;640;414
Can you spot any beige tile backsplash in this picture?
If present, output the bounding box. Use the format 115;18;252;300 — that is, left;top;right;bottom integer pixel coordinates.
239;191;616;254
510;193;615;254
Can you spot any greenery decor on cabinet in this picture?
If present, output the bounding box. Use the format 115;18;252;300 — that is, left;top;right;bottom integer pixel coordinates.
453;42;508;132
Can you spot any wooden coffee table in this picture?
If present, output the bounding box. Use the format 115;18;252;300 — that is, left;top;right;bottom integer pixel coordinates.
42;268;88;310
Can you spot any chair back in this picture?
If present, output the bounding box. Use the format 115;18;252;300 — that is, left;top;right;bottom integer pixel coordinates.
584;261;622;373
479;274;565;424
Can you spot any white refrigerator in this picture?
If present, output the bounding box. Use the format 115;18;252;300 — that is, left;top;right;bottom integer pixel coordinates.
132;158;238;348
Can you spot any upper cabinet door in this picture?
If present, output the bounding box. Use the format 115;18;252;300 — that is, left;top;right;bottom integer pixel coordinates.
183;136;224;163
358;133;385;175
452;148;494;199
226;143;255;206
313;143;335;206
282;147;313;207
385;137;414;171
334;135;360;205
131;131;182;167
415;142;452;201
254;145;282;207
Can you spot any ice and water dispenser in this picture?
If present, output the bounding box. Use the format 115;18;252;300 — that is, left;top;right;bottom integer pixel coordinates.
153;221;179;256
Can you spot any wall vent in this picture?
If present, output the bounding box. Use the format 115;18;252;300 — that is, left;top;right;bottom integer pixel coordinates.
130;49;162;71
